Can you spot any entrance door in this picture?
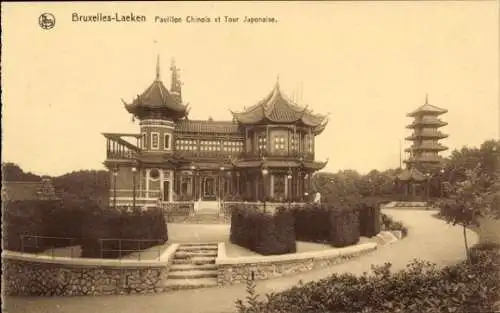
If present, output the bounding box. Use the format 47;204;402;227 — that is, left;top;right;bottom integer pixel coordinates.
163;181;170;202
203;177;216;201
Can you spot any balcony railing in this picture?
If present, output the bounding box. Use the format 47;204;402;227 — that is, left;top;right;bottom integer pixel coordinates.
104;133;140;160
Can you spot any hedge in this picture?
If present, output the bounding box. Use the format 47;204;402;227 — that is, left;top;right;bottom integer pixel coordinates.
3;199;89;252
293;204;360;247
237;245;500;313
230;204;296;255
359;203;381;237
81;206;168;259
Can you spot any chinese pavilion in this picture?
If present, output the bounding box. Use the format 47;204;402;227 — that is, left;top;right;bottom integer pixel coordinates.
103;57;328;207
396;96;448;199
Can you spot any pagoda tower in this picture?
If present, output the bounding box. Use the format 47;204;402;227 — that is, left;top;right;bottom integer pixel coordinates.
403;95;448;172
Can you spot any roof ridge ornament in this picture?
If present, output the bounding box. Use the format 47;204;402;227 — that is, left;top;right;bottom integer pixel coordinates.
156;54;161;81
425;93;429;105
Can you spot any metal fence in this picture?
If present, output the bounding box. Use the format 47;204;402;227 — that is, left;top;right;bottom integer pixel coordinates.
20;235;79;258
98;238;164;260
19;235;165;261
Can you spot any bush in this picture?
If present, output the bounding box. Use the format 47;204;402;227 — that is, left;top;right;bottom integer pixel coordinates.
293;204;360;247
359;203;381;237
381;213;408;237
236;245;500;313
81;206;168;258
230;204;296;255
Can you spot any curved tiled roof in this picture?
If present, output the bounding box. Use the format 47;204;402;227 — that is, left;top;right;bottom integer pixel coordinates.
407;97;447;117
231;81;327;127
124;80;188;113
396;168;427;182
175;120;241;134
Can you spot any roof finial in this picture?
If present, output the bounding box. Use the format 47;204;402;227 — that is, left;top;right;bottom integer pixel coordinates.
425;93;429;105
156;54;161;81
276;75;280;88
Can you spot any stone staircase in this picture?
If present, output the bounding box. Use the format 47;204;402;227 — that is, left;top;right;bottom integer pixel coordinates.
163;243;219;290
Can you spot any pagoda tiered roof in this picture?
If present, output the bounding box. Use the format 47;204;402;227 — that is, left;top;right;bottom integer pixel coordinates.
230;81;328;132
407;97;447;117
405;142;448;152
396;168;427;182
405;130;448;140
123;57;189;120
406;116;448;128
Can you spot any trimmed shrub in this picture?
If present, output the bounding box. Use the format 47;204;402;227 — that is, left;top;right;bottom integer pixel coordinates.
230;204;296;255
236;245;500;313
293;204;360;247
329;205;360;247
81;206;168;259
359;203;381;237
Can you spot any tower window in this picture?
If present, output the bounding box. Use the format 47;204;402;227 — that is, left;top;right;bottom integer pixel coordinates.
164;134;171;150
151;133;159;150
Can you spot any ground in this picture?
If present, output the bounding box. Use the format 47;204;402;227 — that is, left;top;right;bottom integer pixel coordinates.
3;209;478;313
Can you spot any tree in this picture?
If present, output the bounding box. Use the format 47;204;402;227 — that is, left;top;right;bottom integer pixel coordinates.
2;163;42;181
439;162;496;262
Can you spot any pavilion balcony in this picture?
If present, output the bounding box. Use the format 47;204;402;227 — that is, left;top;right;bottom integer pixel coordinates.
103;133;141;161
404;155;442;164
239;151;315;161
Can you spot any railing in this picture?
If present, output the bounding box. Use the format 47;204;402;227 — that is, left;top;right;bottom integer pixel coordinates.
20;235;79;258
106;138;139;160
162;201;195;216
220;201;308;215
98;238;164;260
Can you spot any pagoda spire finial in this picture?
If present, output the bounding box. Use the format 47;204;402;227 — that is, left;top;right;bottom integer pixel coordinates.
425;93;429;105
156;54;161;81
276;75;280;88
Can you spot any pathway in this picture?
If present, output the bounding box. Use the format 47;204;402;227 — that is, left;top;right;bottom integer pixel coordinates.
3;209;478;313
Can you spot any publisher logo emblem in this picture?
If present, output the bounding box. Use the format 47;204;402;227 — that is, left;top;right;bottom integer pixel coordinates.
39;13;56;30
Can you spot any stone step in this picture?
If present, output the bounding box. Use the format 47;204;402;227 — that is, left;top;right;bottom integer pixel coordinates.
171;256;216;265
177;245;218;252
169;263;218;271
174;251;218;258
168;269;217;279
162;278;218;290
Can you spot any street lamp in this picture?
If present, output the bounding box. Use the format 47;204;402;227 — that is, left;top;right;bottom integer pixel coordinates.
262;165;269;209
287;168;293;204
112;167;118;209
425;172;431;202
131;166;137;209
439;168;445;198
190;164;197;201
219;166;225;202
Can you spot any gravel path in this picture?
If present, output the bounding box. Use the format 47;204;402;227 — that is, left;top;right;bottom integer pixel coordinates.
3;209;478;313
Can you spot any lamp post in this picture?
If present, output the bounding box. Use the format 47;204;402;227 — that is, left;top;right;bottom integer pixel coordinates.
113;167;118;209
425;173;431;202
131;166;137;209
219;165;225;202
190;164;197;201
236;172;240;198
439;168;445;198
287;168;293;208
262;165;269;210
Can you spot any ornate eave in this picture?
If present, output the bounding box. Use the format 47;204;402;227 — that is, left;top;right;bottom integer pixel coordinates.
123;57;189;120
396;168;427;182
407;97;447;117
231;81;327;127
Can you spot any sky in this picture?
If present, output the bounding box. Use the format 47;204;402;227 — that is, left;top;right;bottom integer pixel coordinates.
2;1;499;176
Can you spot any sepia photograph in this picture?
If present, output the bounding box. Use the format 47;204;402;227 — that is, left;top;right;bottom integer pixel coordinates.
1;1;499;313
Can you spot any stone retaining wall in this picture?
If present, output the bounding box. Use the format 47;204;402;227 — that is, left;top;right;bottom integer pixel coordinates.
2;244;179;296
215;242;378;286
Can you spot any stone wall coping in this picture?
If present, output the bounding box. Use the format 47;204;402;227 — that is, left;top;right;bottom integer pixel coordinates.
2;243;180;268
216;242;377;265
